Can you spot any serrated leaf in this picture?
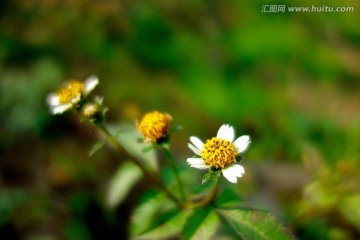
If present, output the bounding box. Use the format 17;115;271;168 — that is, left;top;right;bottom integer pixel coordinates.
217;209;294;240
182;206;219;240
89;138;107;156
130;190;175;236
134;210;191;240
105;162;142;208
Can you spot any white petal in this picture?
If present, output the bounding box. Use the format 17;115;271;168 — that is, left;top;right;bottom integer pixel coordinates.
51;103;73;114
187;158;210;169
187;158;206;165
83;75;99;94
230;164;245;177
233;135;250;153
188;143;202;155
70;94;81;104
46;93;60;106
222;164;245;183
190;164;210;169
217;124;235;142
190;136;204;151
222;168;238;183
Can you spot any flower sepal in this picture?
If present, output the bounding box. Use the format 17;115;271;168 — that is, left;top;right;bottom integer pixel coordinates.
235;155;242;163
141;144;155;153
170;125;183;133
157;138;170;149
202;168;221;184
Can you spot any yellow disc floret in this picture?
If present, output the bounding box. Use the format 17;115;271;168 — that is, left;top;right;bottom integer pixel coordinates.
82;103;100;120
137;111;172;142
57;81;84;104
201;137;237;169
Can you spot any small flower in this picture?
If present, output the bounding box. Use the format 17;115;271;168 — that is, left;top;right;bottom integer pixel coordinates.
82;103;101;122
137;111;172;143
46;76;99;114
187;124;250;183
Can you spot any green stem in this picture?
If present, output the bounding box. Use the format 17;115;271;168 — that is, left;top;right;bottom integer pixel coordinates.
159;146;187;202
193;175;221;207
97;123;183;207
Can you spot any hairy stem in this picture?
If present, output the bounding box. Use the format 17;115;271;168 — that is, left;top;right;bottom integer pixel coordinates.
97;123;183;207
193;175;221;207
159;146;187;202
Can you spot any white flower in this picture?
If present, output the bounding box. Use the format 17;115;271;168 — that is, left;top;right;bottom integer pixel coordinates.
46;75;99;114
187;124;250;183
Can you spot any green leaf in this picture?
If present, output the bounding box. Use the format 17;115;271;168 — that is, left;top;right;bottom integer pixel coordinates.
114;126;158;171
134;210;191;240
201;172;212;184
89;138;107;156
94;96;104;105
215;187;242;208
105;161;142;208
136;138;144;143
217;209;293;240
0;188;27;225
130;190;175;236
141;145;154;153
182;206;219;240
339;194;360;230
170;125;183;133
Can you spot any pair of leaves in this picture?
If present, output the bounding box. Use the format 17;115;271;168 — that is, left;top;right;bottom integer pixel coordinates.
134;206;218;240
134;209;192;239
134;207;219;240
132;204;293;239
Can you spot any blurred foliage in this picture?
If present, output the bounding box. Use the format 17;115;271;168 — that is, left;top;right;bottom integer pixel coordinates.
1;0;360;239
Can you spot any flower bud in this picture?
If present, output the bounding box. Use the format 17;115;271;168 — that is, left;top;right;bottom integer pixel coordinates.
82;103;102;123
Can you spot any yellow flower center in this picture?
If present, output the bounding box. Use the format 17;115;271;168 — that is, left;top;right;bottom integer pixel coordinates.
57;81;84;104
137;111;172;142
201;137;237;169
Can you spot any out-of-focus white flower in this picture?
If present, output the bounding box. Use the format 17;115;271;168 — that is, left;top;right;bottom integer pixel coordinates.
46;76;99;114
187;124;250;183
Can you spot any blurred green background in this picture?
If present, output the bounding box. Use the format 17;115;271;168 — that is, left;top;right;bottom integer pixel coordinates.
1;0;360;239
